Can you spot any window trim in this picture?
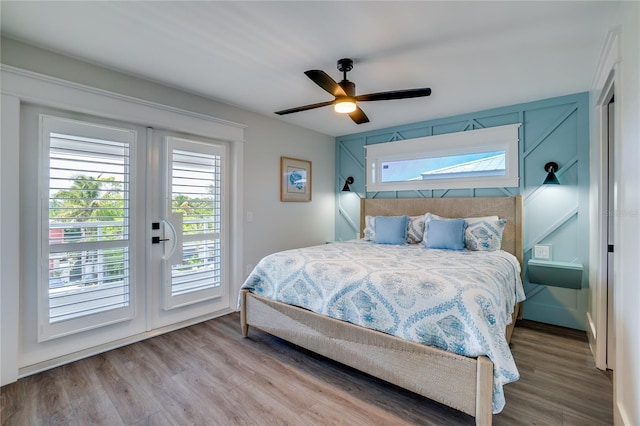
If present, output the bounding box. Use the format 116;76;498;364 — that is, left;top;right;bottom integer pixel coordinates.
365;123;521;192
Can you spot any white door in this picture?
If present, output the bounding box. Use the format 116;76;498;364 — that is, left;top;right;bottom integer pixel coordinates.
606;99;615;370
147;130;230;330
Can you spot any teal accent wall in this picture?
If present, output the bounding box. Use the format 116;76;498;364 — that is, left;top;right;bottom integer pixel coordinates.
335;92;590;330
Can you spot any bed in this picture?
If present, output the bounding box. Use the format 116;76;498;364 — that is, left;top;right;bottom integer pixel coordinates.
240;196;523;425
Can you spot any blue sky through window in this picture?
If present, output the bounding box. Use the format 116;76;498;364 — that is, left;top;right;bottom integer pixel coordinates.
381;151;504;182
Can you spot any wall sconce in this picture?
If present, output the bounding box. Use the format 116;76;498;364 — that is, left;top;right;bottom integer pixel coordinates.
543;162;560;185
342;176;354;191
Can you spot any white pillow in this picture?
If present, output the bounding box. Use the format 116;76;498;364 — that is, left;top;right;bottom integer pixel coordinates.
363;215;376;241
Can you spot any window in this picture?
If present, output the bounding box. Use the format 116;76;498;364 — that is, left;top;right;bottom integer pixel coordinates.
40;115;136;341
365;124;521;192
170;148;222;296
162;137;226;310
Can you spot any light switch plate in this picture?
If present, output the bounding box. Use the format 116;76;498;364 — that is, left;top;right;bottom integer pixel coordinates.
533;244;552;260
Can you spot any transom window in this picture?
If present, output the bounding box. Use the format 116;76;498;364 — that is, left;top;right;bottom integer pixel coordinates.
366;124;521;192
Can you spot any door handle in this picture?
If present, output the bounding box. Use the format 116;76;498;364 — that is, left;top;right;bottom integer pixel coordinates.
161;214;183;263
152;236;170;244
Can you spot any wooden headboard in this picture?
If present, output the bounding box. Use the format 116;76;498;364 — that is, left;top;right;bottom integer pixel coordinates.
361;196;523;267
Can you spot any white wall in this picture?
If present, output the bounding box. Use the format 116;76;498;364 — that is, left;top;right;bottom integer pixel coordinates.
0;93;21;385
243;114;336;265
614;3;640;424
0;37;335;384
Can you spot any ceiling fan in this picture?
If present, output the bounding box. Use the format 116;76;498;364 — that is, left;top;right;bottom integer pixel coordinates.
274;58;432;124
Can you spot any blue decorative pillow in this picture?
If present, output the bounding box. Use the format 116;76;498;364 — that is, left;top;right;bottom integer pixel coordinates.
422;212;446;244
374;215;408;245
424;218;467;250
465;218;507;251
423;213;498;246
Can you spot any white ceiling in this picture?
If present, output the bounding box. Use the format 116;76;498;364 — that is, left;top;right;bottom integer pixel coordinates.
0;1;621;137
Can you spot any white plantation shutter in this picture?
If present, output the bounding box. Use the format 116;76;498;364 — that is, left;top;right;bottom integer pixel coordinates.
163;137;225;309
40;116;136;341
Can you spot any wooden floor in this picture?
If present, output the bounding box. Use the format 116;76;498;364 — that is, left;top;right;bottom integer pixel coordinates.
1;313;613;426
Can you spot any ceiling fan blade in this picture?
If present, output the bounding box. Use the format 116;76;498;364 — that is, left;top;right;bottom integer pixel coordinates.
356;88;432;102
349;106;370;124
274;100;335;115
305;70;347;97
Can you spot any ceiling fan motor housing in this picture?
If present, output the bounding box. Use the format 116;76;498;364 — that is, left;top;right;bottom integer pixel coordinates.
339;80;356;96
337;58;353;73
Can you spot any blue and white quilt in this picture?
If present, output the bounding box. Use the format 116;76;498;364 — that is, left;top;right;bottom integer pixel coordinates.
241;240;525;413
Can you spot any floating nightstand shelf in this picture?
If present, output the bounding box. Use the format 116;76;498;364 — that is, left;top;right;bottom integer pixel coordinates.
527;259;584;289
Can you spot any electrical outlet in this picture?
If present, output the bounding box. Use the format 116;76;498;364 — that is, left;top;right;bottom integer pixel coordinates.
534;244;552;260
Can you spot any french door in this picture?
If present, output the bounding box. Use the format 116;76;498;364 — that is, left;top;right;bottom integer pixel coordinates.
22;107;231;367
147;130;229;329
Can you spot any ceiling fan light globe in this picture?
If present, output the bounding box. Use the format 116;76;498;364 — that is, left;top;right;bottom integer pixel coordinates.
334;98;356;113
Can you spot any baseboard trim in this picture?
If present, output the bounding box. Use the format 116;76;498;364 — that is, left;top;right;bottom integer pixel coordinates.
586;311;602;369
615;399;632;426
17;308;233;379
521;302;586;331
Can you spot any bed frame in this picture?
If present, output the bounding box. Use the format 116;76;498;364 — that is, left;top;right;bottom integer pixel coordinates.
240;196;523;425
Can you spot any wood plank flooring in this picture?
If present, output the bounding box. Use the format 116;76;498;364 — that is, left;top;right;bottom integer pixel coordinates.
1;314;613;425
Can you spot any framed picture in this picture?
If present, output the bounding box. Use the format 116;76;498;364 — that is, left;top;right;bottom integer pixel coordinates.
280;156;312;202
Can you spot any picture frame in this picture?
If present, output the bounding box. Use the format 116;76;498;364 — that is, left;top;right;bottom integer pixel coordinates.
280;156;312;202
